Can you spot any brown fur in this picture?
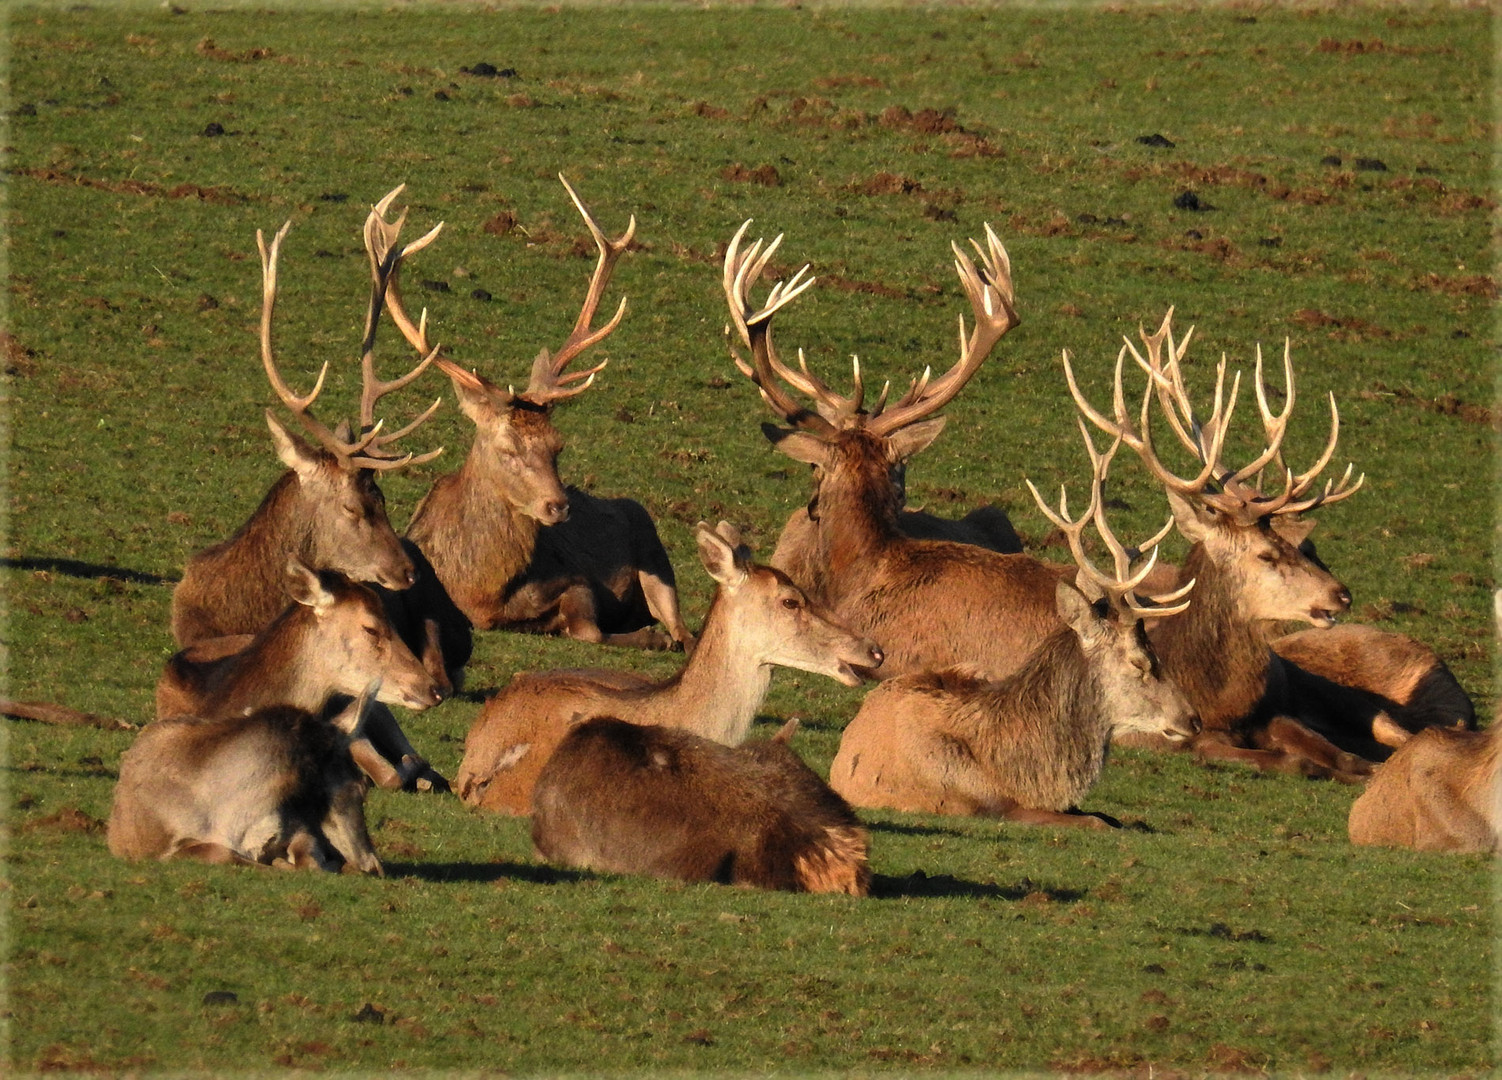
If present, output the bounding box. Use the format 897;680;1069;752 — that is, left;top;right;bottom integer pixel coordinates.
158;564;445;792
831;583;1199;826
171;426;415;647
532;717;870;895
455;523;881;814
1348;723;1502;852
406;383;691;651
108;692;383;874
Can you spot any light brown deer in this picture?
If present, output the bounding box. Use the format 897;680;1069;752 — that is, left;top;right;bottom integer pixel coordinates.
455;521;882;815
1067;310;1384;780
108;681;384;873
829;424;1199;827
158;560;444;791
533;716;870;894
374;178;691;651
724;221;1069;682
1347;592;1499;852
170;204;443;648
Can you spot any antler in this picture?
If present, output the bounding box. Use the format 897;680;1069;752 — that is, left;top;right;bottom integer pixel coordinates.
1025;418;1193;619
258;211;442;472
722;220;832;435
866;223;1019;437
520;174;634;404
1064;310;1362;525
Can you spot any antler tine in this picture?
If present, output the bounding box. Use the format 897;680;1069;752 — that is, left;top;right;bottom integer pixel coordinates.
723;223;837;435
867;224;1019;438
528;174;634;396
258;220;353;457
366;184;446;359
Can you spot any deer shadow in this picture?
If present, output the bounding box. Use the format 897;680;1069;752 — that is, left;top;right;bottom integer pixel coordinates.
871;870;1089;903
382;860;594;885
3;556;176;586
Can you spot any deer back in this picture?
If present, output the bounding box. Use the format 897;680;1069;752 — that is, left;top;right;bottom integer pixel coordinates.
1348;723;1502;853
531;717;870;895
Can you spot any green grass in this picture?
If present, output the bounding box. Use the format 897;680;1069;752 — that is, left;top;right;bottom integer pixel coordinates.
4;1;1496;1075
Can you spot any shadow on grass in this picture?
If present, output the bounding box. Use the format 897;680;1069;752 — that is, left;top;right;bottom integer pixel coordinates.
865;819;978;839
871;870;1088;902
383;860;596;885
3;556;176;586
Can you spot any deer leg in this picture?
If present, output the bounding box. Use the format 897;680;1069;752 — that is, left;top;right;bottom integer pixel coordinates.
362;703;451;794
557;585;675;650
348;735;405;790
1257;716;1376;784
635;565;695;653
986;801;1118;830
169;841;260;866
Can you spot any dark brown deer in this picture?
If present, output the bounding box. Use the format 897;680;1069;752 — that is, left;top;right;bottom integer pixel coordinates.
170;205;443;649
830;424;1199;827
532;717;870;895
108;681;384;873
158;560;444;791
374;177;692;651
724;221;1069;681
455;521;882;814
1067;310;1383;780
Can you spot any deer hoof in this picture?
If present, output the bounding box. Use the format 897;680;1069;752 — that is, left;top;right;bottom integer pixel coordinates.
412;766;452;795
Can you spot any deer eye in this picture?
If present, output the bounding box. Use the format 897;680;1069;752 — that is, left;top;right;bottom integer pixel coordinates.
1257;551;1279;565
781;596;802;611
363;625;382;639
342;503;363;521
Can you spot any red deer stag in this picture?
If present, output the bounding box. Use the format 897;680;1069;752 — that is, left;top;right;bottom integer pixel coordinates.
455;520;882;814
109;680;384;873
170;207;443;649
1067;310;1383;780
724;221;1071;681
158;560;444;791
373;177;692;651
533;716;870;894
830;423;1199;828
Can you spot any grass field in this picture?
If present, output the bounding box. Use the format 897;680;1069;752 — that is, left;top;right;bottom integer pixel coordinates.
4;1;1496;1075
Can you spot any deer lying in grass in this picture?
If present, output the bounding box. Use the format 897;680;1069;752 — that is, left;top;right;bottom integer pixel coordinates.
533;716;870;894
109;681;384;873
170;203;444;652
830;424;1199;828
724;221;1073;682
1068;310;1390;781
158;560;444;791
455;521;882;814
373;177;692;652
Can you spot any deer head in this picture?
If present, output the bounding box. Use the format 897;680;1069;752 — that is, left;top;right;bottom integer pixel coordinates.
723;221;1019;528
1065;310;1360;629
256;203;443;590
1026;421;1200;742
371;177;632;526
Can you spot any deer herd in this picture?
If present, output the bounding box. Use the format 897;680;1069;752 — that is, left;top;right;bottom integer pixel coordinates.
104;179;1496;892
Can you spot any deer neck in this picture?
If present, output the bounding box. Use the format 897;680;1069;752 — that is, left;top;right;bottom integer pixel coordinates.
410;446;543;587
973;629;1110;794
205;606;330;716
213;472;321;631
650;593;772;745
1151;544;1272;730
815;457;903;585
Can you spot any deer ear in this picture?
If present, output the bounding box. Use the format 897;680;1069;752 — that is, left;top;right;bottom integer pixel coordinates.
1165;488;1216;544
885;416;946;463
696;522;749;588
449;372;494;424
762;424;829;467
284;560;334;613
267;411;323;481
1272;515;1317;548
330;678;382;737
1056;579;1107;647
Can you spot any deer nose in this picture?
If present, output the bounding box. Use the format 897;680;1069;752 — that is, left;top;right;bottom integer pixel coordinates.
1334;588;1352;611
541;498;570;525
865;643;885;669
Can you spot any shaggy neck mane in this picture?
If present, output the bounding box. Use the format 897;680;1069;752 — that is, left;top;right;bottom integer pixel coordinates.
816;435;904;582
1151;543;1272;731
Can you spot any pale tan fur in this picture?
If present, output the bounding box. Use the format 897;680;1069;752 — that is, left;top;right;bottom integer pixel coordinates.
1348;723;1501;852
830;581;1199;828
108;686;384;874
455;522;881;814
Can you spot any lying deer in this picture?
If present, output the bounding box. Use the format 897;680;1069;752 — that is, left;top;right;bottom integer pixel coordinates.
109;681;384;873
373;178;692;651
724;221;1068;682
171;202;445;654
1068;310;1390;780
158;560;444;791
830;423;1199;828
532;716;870;894
455;520;882;814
